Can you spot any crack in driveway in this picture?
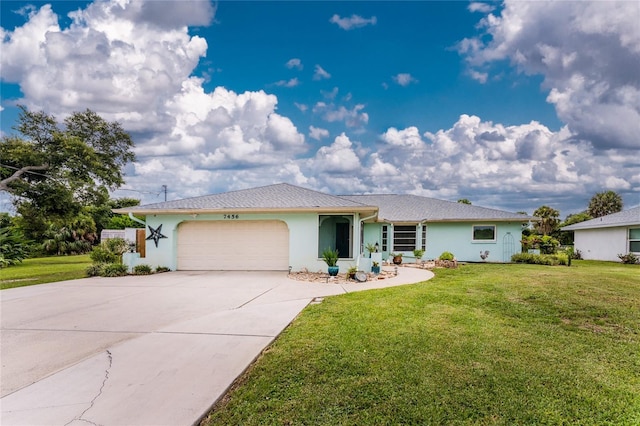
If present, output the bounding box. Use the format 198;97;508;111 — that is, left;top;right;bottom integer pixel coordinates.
64;350;112;426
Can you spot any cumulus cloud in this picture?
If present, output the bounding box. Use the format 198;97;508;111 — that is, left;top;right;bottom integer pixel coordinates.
285;58;303;70
329;14;377;30
392;73;418;87
459;0;640;150
313;64;331;80
1;0;209;133
312;102;369;128
3;0;636;216
468;2;495;13
308;133;361;173
309;125;329;141
273;77;300;88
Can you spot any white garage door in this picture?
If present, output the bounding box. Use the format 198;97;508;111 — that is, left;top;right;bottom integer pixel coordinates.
177;220;289;271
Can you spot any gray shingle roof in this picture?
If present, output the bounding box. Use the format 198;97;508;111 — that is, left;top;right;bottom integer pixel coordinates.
115;182;534;222
341;194;532;222
562;206;640;230
117;183;374;213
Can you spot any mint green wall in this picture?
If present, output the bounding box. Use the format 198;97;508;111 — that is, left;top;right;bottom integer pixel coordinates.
140;212;363;271
424;222;523;262
134;214;522;271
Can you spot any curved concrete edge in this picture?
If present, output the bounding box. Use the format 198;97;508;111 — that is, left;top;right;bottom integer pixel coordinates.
1;266;435;426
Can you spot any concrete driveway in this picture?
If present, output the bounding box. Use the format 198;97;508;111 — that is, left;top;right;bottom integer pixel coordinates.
1;267;433;426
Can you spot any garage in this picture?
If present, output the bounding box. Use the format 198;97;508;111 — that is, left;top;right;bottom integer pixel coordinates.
177;220;290;271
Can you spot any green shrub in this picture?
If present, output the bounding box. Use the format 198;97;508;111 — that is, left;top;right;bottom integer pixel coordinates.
511;253;568;266
86;263;105;277
102;263;128;277
155;266;171;273
618;253;639;264
133;264;153;275
439;251;455;261
104;238;129;256
90;246;118;264
0;225;32;268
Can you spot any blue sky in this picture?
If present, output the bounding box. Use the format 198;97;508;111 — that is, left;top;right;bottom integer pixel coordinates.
1;0;639;216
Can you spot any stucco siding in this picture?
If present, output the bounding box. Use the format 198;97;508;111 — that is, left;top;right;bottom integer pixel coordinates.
425;222;523;262
139;212;366;272
574;227;628;262
140;213;324;271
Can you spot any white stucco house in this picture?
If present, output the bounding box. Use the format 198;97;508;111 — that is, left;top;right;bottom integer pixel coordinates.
114;183;534;271
562;206;640;262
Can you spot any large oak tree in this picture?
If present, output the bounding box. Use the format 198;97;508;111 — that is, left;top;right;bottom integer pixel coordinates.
1;106;136;243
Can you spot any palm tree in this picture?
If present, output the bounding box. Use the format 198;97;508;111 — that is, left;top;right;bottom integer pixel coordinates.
533;205;560;236
588;190;623;218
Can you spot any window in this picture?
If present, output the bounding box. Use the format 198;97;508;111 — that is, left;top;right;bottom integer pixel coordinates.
382;225;388;252
473;225;496;242
393;225;416;252
421;225;427;250
318;215;353;258
630;228;640;253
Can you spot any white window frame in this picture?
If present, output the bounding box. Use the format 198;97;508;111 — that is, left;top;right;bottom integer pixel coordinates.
472;224;497;242
629;228;640;253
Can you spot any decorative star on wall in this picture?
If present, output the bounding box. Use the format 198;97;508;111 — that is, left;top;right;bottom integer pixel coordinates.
146;224;167;247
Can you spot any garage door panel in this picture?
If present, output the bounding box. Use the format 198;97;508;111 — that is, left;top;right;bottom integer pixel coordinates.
177;221;289;271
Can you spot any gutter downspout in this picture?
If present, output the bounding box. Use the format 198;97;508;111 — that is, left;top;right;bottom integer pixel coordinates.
129;212;146;226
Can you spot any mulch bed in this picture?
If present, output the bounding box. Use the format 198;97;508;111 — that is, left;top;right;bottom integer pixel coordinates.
287;268;396;284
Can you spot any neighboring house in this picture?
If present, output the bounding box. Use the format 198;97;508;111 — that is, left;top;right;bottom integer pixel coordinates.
561;206;640;262
114;183;533;271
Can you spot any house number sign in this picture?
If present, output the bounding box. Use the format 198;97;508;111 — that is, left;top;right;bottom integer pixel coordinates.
223;214;240;219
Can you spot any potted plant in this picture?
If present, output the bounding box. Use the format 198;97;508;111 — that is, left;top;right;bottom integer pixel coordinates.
413;249;424;264
391;252;403;265
365;242;378;257
322;247;339;276
347;265;357;279
371;261;380;274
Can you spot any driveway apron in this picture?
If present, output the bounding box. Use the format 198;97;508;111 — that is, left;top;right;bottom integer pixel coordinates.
1;268;433;426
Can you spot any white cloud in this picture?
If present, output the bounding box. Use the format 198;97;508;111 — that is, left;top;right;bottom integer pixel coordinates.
285;58;303;70
309;133;361;173
392;73;418;87
1;0;209;132
312;102;368;128
309;125;329;141
313;64;331;80
459;0;640;150
468;70;488;84
329;14;377;30
381;126;424;148
3;0;636;216
273;77;300;88
468;3;495;13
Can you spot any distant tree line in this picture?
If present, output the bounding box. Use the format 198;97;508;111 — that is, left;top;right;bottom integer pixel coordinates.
521;190;624;255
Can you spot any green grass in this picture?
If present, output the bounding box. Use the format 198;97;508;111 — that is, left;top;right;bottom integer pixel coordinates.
204;261;640;425
0;255;91;289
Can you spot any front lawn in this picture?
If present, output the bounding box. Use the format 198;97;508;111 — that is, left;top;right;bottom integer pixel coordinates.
0;255;91;290
204;261;640;425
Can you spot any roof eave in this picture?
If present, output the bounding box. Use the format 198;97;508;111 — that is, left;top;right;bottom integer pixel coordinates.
563;221;640;231
377;217;534;223
113;206;378;215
